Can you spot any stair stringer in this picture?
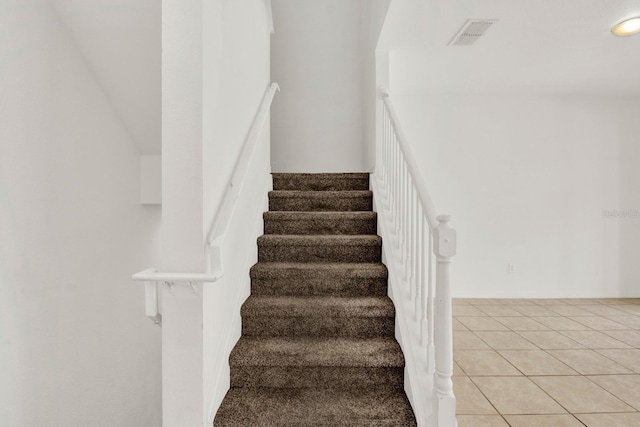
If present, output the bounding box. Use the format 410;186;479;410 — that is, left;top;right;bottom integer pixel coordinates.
372;177;433;427
204;176;272;424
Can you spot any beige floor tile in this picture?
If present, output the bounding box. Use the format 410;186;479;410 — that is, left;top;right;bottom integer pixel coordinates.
560;330;631;349
453;298;471;305
478;305;523;316
596;349;640;373
453;376;497;415
454;331;491;350
576;304;630;316
603;330;640;348
457;317;509;331
531;376;633;413
547;349;632;374
547;305;594;316
456;415;509;427
453;305;486;316
512;305;560;316
494;317;549;331
453;362;465;376
531;316;590;331
453;318;469;331
500;299;537;306
504;414;584;427
475;331;537;350
499;350;577;376
564;299;605;305
518;331;584;349
588;375;640;410
614;305;640;315
568;316;630;331
472;376;566;415
530;299;571;306
467;299;509;306
454;350;521;376
575;412;640;427
605;315;640;329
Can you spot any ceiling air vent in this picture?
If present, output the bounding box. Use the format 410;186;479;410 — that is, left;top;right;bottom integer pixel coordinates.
448;19;498;46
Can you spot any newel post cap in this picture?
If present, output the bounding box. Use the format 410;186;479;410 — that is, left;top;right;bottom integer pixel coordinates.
434;215;456;258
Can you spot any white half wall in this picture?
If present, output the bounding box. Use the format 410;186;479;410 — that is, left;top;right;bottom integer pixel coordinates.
270;0;365;172
0;1;161;425
393;93;640;298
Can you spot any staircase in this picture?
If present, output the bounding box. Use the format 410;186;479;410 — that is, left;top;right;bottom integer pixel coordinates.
214;173;417;426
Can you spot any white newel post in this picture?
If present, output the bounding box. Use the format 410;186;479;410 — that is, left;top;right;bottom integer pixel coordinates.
433;215;457;427
162;0;207;425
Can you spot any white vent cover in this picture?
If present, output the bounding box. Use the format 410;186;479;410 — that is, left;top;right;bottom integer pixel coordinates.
448;19;498;46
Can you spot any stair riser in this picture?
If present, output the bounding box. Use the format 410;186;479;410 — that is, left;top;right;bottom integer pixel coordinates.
242;317;394;338
272;175;369;191
251;278;388;297
265;218;377;235
269;196;372;212
258;245;381;263
230;366;404;389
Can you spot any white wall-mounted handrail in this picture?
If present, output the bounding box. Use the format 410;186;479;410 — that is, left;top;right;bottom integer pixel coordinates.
380;88;438;230
205;82;280;272
133;83;280;326
132;268;221;284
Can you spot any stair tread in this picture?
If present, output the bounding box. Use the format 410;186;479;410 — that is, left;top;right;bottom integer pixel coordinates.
214;386;417;426
229;336;404;367
242;296;395;317
269;190;372;198
251;262;387;277
272;172;370;179
264;211;376;219
257;234;381;246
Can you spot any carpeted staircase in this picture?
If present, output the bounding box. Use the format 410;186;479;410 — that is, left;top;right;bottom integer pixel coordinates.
214;173;417;426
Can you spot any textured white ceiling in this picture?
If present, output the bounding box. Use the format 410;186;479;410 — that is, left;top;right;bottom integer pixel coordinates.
390;0;640;94
51;0;161;154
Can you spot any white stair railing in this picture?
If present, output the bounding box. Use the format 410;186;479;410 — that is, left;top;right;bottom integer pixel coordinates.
132;82;279;425
373;88;457;427
132;82;280;323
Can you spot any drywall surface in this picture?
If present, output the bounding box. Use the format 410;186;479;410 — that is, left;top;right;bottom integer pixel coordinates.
271;0;365;172
51;0;161;154
203;0;271;231
392;93;640;298
617;100;640;296
361;0;390;171
201;0;271;422
0;1;161;426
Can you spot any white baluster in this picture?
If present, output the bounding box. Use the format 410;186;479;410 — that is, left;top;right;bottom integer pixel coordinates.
433;215;456;427
426;225;435;371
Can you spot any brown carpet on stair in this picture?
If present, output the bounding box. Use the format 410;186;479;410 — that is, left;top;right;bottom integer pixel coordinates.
214;172;417;426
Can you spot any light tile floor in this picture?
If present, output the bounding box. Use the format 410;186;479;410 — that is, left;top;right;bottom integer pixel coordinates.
453;298;640;427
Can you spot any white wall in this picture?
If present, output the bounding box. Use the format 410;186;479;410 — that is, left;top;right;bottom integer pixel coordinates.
51;0;161;155
361;0;390;171
617;99;640;296
203;0;271;230
271;0;365;172
393;93;640;298
0;1;161;426
201;0;272;422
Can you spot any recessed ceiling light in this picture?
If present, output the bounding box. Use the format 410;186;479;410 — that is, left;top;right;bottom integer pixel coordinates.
611;17;640;36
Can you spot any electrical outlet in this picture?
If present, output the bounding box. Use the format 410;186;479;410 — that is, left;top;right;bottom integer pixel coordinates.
508;263;515;273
